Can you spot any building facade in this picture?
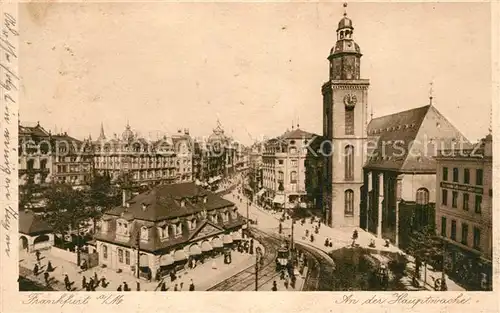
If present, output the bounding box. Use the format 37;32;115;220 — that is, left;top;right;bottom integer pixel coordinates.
321;10;370;227
94;182;245;280
19;122;93;189
92;123;193;187
361;105;470;248
434;135;492;290
261;128;316;210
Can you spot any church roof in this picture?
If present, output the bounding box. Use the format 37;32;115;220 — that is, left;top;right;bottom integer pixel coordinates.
364;105;469;172
280;128;316;140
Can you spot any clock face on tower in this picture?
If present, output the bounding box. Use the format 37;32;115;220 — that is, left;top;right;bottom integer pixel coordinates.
344;94;357;108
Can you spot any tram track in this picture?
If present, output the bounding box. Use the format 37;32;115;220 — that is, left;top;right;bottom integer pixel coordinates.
206;228;280;291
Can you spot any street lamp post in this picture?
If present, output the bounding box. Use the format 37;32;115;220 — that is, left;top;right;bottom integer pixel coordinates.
255;252;259;291
441;241;448;291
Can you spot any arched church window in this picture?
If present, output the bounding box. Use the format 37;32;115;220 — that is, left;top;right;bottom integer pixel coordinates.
345;145;354;181
345;107;354;135
344;189;354;216
416;188;429;205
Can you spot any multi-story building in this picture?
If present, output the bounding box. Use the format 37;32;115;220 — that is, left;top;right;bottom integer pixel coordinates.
92;123;193;187
19;122;93;188
94;182;245;280
435;134;492;290
261;127;316;210
193;122;236;187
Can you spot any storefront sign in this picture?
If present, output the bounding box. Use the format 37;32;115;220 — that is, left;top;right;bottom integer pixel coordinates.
440;182;483;194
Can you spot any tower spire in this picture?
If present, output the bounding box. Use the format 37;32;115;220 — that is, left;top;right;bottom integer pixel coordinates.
297;116;300;129
343;2;348;16
98;122;106;140
429;81;434;106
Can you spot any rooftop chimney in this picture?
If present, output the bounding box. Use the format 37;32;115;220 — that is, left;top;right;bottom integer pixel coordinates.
184;128;189;135
178;129;182;134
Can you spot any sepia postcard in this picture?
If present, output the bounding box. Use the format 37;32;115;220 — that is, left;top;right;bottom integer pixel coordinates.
0;1;499;312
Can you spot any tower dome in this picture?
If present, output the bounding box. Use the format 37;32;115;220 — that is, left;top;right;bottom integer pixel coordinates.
337;16;353;31
122;121;134;141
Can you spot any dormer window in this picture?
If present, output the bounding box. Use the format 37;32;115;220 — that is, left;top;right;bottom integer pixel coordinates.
116;220;130;237
175;222;183;236
222;212;229;222
140;226;149;241
231;209;238;219
180;199;186;207
158;225;169;240
189;218;197;230
203;196;207;204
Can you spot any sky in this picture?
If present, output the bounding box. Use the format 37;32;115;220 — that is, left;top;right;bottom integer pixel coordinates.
19;2;492;146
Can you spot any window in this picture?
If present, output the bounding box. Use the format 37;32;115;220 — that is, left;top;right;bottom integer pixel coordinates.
344;189;354;216
442;167;448;181
464;168;470;184
476;169;483;186
101;221;108;233
140;226;148;241
345;145;354;181
442;189;448;205
475;195;482;214
345;107;354;135
102;245;108;259
289;147;297;154
125;251;130;265
175;223;182;236
441;216;447;237
278;160;283;165
416;188;429;205
291;160;297;167
452;168;459;182
27;159;34;170
452;191;458;208
463;193;469;211
222;212;229;222
461;223;469;245
40;159;47;169
290;171;297;183
451;220;457;241
473;227;481;250
118;249;124;263
190;219;197;230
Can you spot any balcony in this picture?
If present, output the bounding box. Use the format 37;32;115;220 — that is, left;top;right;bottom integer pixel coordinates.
19;168;50;175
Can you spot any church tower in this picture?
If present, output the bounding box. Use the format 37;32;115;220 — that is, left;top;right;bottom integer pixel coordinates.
322;4;369;227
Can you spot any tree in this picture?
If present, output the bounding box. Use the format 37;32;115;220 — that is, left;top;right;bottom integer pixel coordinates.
19;179;36;211
43;183;88;265
84;173;121;233
407;225;442;285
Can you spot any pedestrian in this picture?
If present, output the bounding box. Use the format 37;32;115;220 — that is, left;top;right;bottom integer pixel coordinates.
272;280;278;291
310;234;314;242
160;282;167;291
117;285;122;291
352;229;358;240
284;278;289;289
44;272;50;286
82;276;87;289
33;264;39;276
86;283;92;291
123;282;130;291
189;279;195;291
94;272;98;282
35;250;41;262
174;284;178;291
291;275;296;289
46;261;54;272
280;270;285;280
64;274;70;290
136;281;140;291
324;238;329;247
180;282;184;290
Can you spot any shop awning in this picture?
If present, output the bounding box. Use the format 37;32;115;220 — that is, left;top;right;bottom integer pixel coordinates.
201;241;213;252
189;244;202;256
231;232;242;241
160;254;174;266
212;237;223;248
174;250;188;262
223;235;233;244
256;189;266;197
273;194;285;204
139;254;149;267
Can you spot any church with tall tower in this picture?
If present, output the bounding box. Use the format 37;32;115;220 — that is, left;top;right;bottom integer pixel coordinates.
322;4;370;227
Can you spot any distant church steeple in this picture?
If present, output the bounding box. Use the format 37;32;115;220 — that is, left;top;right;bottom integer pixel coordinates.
98;122;106;140
429;81;434;106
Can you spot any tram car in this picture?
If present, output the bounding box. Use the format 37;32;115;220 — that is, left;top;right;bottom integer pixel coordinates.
275;244;291;272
